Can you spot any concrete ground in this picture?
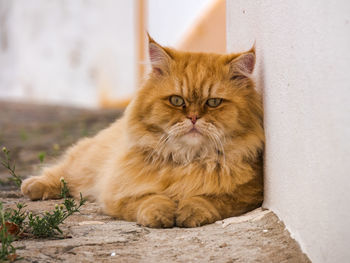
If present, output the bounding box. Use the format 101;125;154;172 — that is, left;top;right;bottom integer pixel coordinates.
0;101;310;262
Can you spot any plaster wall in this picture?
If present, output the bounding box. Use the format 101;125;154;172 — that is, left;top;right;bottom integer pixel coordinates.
226;1;350;262
147;0;212;46
0;0;136;107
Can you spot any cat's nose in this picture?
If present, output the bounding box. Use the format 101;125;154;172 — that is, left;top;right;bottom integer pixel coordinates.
187;114;200;124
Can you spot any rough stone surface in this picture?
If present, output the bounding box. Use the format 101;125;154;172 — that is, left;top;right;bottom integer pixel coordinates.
1;194;310;263
0;102;311;262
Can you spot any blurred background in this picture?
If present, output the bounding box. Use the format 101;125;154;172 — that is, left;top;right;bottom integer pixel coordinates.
0;0;226;108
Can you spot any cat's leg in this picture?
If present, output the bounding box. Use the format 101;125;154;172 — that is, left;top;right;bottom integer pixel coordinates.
176;194;262;227
175;196;221;227
21;165;65;200
103;194;176;228
21;138;93;200
136;194;177;228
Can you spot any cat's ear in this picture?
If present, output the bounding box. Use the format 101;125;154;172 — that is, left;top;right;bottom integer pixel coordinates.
147;33;172;75
229;48;256;80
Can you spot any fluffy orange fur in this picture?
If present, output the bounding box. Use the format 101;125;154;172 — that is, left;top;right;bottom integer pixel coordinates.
21;38;264;228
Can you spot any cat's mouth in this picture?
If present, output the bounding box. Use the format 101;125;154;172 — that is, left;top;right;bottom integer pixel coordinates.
179;126;203;146
184;126;203;138
188;127;201;134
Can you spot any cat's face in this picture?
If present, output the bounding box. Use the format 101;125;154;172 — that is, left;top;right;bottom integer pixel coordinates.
128;38;262;163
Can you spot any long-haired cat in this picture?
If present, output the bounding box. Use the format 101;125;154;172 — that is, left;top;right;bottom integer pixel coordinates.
21;36;264;228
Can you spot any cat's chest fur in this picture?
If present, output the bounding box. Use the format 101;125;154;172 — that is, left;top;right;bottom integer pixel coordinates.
114;148;255;200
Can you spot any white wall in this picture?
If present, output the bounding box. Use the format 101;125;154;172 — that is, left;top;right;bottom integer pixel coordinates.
0;0;136;107
226;1;350;262
147;0;212;46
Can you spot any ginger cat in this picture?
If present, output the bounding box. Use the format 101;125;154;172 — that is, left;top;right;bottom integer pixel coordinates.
21;37;264;228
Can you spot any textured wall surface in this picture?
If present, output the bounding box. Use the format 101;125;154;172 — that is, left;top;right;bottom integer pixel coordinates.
226;1;350;262
0;0;136;107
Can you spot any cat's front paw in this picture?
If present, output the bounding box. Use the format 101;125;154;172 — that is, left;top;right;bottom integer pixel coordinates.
21;176;59;200
136;195;176;228
176;197;220;228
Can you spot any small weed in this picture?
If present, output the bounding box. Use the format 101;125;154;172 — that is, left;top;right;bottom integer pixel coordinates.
0;203;17;262
2;179;86;239
51;143;61;157
37;152;46;163
60;178;69;199
27;179;86;238
52;143;60;152
1;147;86;261
1;147;22;188
19;130;28;142
80;125;89;137
4;203;27;230
0;179;6;186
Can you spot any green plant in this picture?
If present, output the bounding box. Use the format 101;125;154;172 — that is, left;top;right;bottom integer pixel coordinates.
3;179;85;240
4;203;27;231
27;179;85;238
1;147;22;187
37;152;46;163
0;202;17;262
19;130;28;142
60;178;70;199
28;206;64;237
0;147;87;262
27;184;86;238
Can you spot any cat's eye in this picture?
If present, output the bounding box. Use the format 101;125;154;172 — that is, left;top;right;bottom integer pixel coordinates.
206;98;223;107
169;95;185;107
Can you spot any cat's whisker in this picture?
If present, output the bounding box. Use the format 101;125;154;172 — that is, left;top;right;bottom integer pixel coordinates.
145;133;169;163
201;123;226;167
207;133;219;154
151;125;183;163
209;133;223;164
150;123;184;155
213;133;226;167
156;133;173;159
